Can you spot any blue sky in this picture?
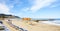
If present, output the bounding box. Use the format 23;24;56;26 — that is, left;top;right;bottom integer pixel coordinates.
0;0;60;18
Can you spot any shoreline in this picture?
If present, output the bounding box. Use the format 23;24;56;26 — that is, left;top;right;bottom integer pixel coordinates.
11;20;60;31
41;21;60;26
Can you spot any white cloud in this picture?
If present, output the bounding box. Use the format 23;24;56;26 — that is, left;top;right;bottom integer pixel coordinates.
0;3;12;14
0;0;23;15
30;0;56;12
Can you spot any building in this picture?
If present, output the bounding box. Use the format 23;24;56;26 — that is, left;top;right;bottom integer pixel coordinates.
22;18;31;21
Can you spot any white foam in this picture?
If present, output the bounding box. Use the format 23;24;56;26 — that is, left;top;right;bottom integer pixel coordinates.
42;21;60;26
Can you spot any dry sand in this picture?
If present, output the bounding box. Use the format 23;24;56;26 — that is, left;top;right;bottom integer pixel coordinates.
12;20;60;31
3;20;19;31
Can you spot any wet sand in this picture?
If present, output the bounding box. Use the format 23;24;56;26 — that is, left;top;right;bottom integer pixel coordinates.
12;20;60;31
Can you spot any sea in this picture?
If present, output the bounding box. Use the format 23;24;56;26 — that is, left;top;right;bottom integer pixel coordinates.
32;18;60;26
42;20;60;26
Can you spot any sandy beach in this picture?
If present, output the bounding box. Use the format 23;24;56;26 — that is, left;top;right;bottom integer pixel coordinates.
3;20;19;31
11;20;60;31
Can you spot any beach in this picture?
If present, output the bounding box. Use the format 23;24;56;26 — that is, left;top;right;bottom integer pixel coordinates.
3;20;19;31
11;20;60;31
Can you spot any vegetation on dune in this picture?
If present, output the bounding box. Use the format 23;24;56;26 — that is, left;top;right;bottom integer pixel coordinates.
0;14;20;20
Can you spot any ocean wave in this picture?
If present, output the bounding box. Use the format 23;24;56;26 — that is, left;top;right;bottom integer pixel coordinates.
41;20;60;26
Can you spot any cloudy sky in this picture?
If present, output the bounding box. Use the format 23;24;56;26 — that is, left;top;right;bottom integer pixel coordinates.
0;0;60;18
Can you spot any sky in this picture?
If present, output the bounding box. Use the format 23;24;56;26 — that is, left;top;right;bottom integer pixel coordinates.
0;0;60;18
